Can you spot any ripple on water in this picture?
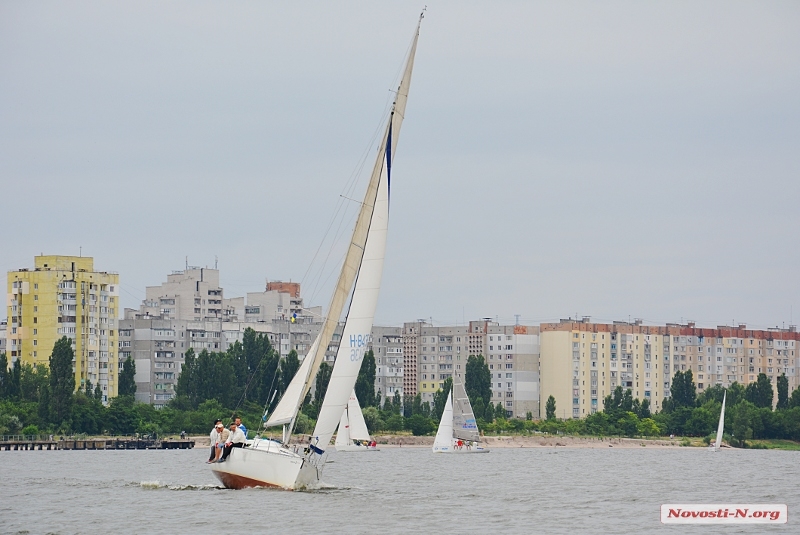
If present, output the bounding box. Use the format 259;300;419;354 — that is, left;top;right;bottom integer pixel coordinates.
2;447;799;534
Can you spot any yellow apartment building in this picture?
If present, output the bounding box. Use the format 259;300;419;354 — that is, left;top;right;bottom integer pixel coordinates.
541;318;799;418
6;255;120;401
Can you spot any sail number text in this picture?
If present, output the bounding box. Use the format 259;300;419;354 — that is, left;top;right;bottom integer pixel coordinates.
349;334;372;361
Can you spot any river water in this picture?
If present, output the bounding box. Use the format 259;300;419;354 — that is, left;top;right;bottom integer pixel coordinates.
2;445;797;533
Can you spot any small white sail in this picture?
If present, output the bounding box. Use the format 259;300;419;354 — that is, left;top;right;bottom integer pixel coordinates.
264;333;321;428
347;393;371;442
714;391;726;452
335;407;350;447
452;375;480;442
432;393;454;452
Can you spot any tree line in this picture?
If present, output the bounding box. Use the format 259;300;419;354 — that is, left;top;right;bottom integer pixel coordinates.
4;337;800;448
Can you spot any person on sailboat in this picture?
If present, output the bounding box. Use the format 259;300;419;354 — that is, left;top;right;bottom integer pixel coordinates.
234;416;247;439
208;420;223;463
218;422;246;463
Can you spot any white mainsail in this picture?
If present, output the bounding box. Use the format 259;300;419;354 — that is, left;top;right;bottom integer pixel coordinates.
714;391;726;452
432;393;454;452
310;21;420;452
452;374;480;442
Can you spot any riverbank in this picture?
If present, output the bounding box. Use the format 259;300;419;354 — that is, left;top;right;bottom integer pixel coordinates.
372;434;685;448
191;433;800;449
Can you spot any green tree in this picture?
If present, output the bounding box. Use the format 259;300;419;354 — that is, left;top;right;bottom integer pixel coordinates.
618;412;639;437
403;394;413;417
411;393;423;416
406;414;435;436
732;401;755;446
49;337;75;427
0;353;9;399
279;350;300;395
495;401;506;419
670;370;696;409
777;373;789;410
545;395;556;420
312;362;332;416
484;401;495;422
118;356;137;398
790;385;800;409
391;391;402;415
355;350;376;407
18;363;48;403
726;381;746;407
175;348;197;405
9;358;22;400
637;417;661;436
745;373;774;409
465;355;492;408
638;398;651;419
361;406;384;433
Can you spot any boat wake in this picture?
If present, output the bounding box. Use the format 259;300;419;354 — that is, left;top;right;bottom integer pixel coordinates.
136;480;223;491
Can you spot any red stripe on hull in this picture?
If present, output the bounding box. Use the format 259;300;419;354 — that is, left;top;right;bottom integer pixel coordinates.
212;470;283;490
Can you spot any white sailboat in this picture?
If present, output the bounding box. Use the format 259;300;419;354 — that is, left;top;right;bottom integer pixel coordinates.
212;13;422;490
711;391;726;451
432;374;489;453
334;391;379;452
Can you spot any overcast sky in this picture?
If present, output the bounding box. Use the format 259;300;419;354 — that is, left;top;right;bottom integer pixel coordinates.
2;1;798;330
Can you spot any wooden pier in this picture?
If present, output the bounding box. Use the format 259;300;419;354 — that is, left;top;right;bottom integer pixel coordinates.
0;437;195;451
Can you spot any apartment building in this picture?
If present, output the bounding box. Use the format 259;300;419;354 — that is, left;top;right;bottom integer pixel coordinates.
401;319;540;417
486;324;540;418
540;318;800;418
137;267;229;321
370;326;403;398
7;256;119;401
118;316;188;406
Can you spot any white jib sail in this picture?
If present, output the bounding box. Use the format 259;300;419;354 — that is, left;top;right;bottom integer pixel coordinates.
335;406;350;447
714;391;726;451
347;392;371;442
452;375;480;442
310;22;420;452
432;393;454;452
264;333;321;428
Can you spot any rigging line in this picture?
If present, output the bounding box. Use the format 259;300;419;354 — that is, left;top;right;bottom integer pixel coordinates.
298;101;390;292
299;62;398;296
227;339;280;425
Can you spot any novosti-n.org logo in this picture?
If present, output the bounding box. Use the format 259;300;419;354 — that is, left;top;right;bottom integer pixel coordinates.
661;504;787;524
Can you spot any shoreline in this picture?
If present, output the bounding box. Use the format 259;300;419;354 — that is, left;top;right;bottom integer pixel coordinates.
372;435;686;448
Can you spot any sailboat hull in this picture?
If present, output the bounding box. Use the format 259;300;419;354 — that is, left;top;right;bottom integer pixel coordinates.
211;441;319;490
433;444;490;454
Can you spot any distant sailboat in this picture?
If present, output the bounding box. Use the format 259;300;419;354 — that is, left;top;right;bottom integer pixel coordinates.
211;13;422;489
712;391;726;451
432;374;489;453
335;391;379;452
